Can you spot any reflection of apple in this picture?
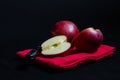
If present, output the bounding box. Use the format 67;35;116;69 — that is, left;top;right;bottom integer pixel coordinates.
41;35;71;57
50;20;79;42
72;27;103;52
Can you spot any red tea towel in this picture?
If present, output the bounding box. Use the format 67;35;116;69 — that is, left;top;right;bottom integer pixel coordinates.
16;44;115;69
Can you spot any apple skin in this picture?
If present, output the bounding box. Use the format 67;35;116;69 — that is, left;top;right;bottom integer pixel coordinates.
50;20;79;42
71;27;103;53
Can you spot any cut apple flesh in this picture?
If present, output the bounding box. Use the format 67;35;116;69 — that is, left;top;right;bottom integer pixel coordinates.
41;35;71;55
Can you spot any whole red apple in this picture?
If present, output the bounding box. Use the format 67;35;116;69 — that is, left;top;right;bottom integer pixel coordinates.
72;27;103;53
50;20;79;42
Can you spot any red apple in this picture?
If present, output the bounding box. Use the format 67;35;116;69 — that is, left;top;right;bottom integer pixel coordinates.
72;27;103;53
50;20;79;42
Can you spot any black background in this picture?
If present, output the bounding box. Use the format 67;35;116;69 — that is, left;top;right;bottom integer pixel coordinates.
0;0;120;80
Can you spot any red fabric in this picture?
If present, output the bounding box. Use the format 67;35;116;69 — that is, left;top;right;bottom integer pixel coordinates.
16;44;115;69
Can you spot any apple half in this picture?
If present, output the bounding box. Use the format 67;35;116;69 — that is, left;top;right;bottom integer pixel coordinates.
41;35;71;56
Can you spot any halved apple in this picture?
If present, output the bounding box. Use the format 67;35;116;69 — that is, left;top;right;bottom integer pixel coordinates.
41;35;71;56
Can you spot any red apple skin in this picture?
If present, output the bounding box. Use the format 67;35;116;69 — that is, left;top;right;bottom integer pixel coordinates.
71;27;103;53
50;20;79;42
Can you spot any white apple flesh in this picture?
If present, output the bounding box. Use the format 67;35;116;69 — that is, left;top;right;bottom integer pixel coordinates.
41;35;71;56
